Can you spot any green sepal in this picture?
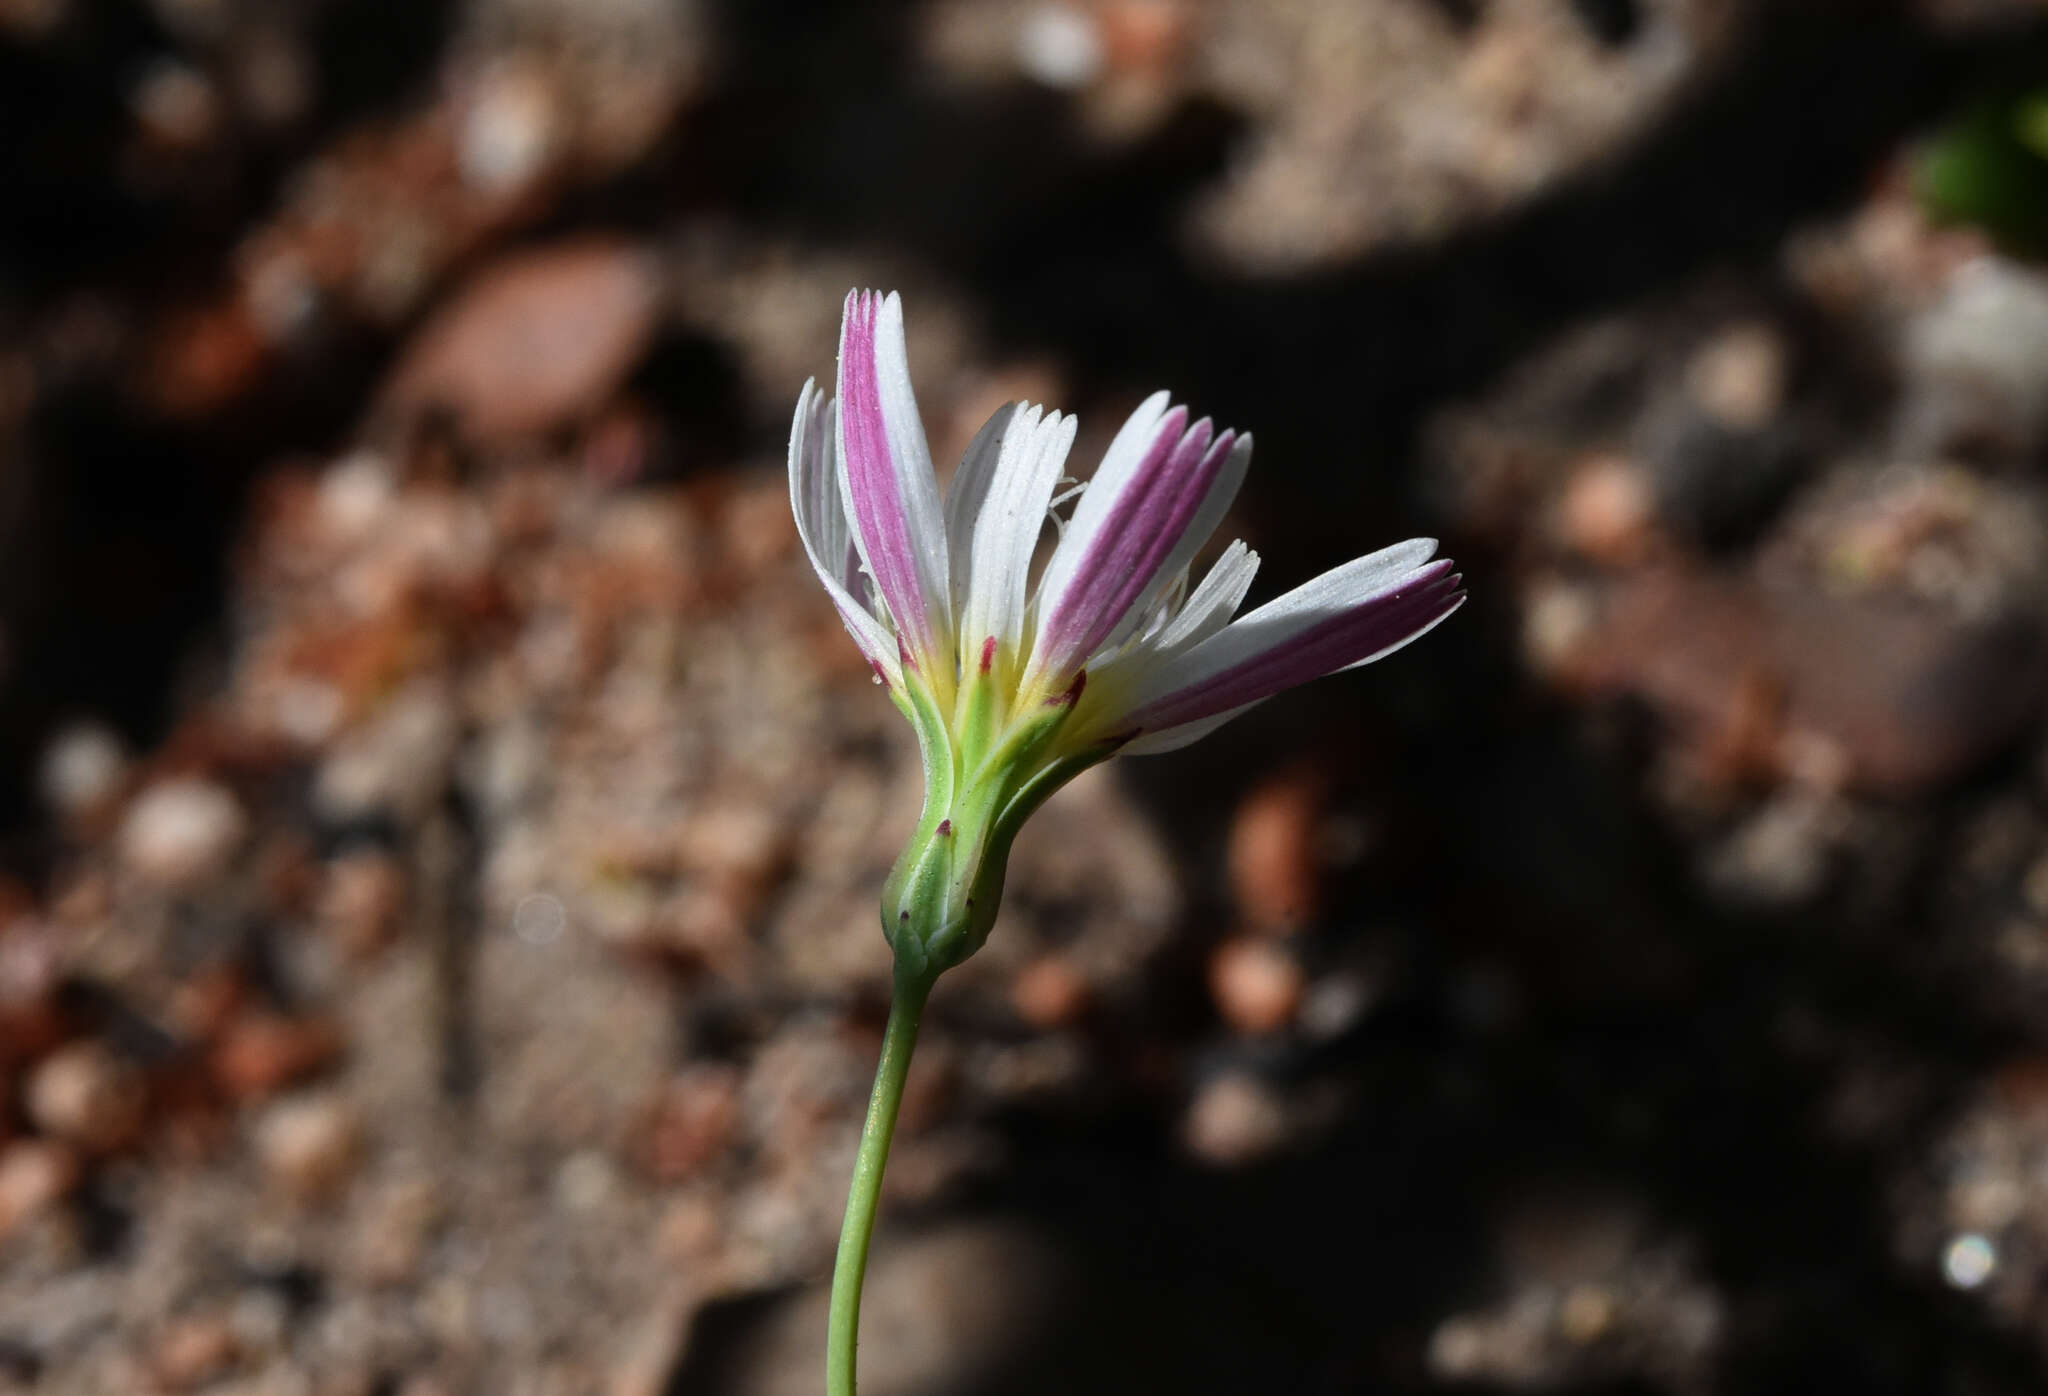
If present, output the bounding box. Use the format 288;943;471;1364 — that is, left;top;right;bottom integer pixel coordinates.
880;658;957;981
879;670;1109;982
953;665;998;783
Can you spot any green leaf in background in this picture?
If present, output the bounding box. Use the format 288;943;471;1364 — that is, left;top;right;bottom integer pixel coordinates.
1916;90;2048;258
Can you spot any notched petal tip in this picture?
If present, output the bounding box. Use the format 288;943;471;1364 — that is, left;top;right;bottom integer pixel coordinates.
838;288;873;342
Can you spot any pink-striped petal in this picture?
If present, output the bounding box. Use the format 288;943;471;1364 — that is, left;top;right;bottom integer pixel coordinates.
789;379;901;685
1030;399;1251;681
835;290;950;664
1118;542;1462;749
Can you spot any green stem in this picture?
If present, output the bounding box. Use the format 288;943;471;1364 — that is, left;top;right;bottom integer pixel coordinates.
826;970;934;1396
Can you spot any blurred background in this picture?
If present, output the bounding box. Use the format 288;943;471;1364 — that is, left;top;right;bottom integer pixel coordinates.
4;0;2048;1391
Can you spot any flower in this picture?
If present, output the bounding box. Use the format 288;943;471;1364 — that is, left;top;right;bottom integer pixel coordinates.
791;290;1463;982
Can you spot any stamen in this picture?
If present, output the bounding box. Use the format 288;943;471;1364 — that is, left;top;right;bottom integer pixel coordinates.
1046;477;1086;540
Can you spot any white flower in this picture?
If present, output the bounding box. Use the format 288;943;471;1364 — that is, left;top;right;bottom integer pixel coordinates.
791;290;1462;978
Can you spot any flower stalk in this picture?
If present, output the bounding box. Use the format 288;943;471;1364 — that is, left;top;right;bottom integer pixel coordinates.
795;289;1464;1393
825;965;931;1396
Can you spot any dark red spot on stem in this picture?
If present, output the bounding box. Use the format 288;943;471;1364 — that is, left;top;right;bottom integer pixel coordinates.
979;636;997;674
1048;669;1087;707
937;819;953;836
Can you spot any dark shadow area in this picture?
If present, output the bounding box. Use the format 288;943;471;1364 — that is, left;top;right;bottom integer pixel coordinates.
0;0;462;847
701;2;2045;572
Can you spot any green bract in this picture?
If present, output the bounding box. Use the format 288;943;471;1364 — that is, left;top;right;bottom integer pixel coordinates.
879;660;1116;983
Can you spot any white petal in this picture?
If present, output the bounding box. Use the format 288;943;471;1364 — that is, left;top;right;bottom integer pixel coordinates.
1151;538;1259;656
790;379;901;683
962;405;1075;663
945;402;1018;614
1085;539;1259;698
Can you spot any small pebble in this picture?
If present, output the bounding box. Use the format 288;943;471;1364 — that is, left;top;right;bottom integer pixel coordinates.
1011;954;1089;1029
39;722;127;822
0;1139;78;1237
149;1314;239;1391
1208;937;1304;1036
255;1091;361;1201
1902;256;2048;459
553;1150;617;1213
380;241;663;442
1943;1231;1997;1289
315;453;396;546
25;1041;146;1154
1521;579;1600;679
1685;321;1787;431
1427;1315;1490;1380
1558;453;1656;566
212;1013;343;1100
1227;769;1325;934
1099;0;1188;73
1017;3;1103;88
458;61;560;194
0;927;66;1062
131;57;221;151
118;778;247;891
1559;1283;1617;1342
316;851;406;957
1183;1071;1288;1167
